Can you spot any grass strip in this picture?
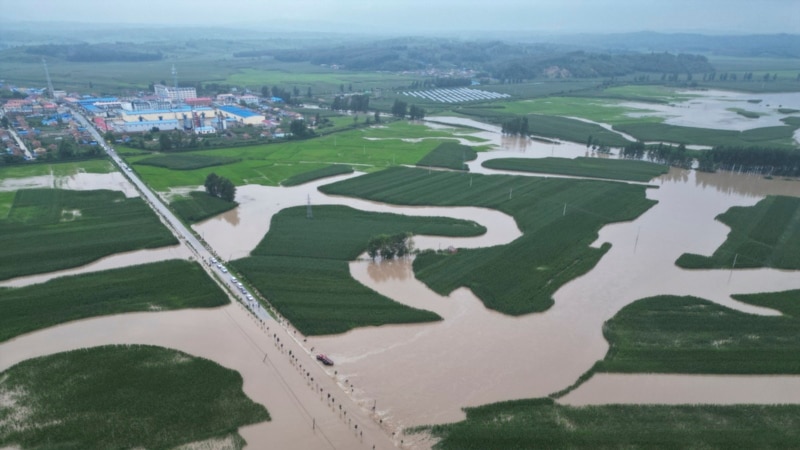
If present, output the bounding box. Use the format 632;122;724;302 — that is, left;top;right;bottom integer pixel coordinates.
135;154;241;170
597;292;800;374
676;195;800;270
320;167;655;315
234;205;485;335
483;157;668;182
0;259;228;342
281;164;354;186
423;397;800;449
0;189;177;281
416;142;477;171
171;191;238;223
0;345;269;449
613;122;798;148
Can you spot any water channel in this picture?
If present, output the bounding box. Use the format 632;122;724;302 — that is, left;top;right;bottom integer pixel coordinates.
2;113;800;448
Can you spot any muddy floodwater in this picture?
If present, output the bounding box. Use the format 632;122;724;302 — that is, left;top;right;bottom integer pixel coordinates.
4;112;800;448
309;167;800;431
560;373;800;406
0;171;139;197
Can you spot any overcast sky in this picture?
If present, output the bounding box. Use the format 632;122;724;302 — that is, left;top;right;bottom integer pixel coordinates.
4;0;799;34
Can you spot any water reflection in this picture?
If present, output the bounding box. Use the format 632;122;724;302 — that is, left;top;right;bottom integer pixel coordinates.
365;258;413;283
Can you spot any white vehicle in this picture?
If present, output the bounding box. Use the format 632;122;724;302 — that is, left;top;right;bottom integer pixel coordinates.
231;276;238;283
221;267;228;273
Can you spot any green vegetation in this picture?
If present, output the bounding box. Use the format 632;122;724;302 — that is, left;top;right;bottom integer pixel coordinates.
0;159;115;178
613;122;798;148
597;293;800;374
677;195;800;270
0;189;177;281
0;345;269;449
0;260;228;342
121;121;478;191
778;108;800;114
425;397;800;449
281;164;354;186
171;190;238;223
234;205;486;335
483;157;668;182
728;107;763;118
320;167;655;315
135;154;241;170
416;142;477;171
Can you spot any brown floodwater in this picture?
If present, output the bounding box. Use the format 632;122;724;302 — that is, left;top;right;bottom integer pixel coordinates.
193;175;521;261
308;167;800;432
0;304;397;450
0;245;192;288
560;374;800;405
4;115;800;449
0;172;139;198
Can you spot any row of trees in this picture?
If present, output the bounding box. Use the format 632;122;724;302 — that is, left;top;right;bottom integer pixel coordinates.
366;233;414;260
408;78;472;89
391;100;426;119
618;141;692;168
204;173;236;202
331;94;370;112
701;146;800;176
501;116;529;135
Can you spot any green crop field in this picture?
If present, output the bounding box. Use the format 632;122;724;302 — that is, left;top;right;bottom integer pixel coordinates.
497;97;659;125
135;154;241;170
233;205;486;335
677;195;800;270
121;121;478;191
0;345;269;449
483;157;668;182
320;167;655;315
171;190;238;223
0;159;115;179
416;142;478;171
424;398;800;449
0;260;228;342
613;122;799;148
0;191;15;218
596;292;800;374
281;164;354;186
0;189;177;280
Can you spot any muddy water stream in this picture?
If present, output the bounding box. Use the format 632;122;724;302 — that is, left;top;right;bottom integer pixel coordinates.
0;245;192;288
4;114;800;448
308;167;800;432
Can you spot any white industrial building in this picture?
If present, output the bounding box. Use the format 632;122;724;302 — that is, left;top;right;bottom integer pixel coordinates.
154;84;197;102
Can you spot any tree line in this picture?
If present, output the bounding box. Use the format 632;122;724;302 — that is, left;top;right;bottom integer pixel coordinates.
26;44;162;62
391;100;425;119
204;173;236;202
367;233;413;260
331;94;370;112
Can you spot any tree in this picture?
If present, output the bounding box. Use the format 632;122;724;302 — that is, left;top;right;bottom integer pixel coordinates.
1;116;9;129
218;177;236;202
307;87;313;98
159;133;172;151
391;100;408;118
374;110;381;123
289;119;311;139
204;172;237;202
204;173;220;196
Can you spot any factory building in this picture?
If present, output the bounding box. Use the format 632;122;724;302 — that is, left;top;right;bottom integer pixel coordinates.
154;84;197;102
217;105;265;126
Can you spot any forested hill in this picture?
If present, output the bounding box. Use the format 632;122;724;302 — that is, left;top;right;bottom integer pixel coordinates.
24;43;162;62
258;39;712;80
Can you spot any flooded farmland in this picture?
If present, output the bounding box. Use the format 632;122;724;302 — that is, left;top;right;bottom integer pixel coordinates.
3;112;800;449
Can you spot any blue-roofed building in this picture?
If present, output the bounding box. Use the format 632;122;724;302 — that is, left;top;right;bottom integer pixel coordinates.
217;105;265;125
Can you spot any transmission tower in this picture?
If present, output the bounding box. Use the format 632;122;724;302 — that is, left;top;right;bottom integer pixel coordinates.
42;58;55;99
306;195;313;219
171;64;178;88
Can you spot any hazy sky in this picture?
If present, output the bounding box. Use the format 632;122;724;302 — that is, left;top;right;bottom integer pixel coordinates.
4;0;799;34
